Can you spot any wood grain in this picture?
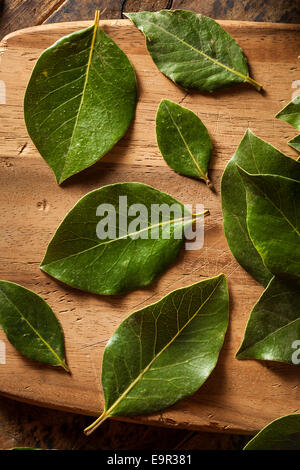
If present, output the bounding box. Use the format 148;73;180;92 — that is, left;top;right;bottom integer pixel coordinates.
0;19;299;435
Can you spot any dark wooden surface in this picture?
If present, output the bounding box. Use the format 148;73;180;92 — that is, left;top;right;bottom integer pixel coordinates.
1;0;299;40
0;0;299;451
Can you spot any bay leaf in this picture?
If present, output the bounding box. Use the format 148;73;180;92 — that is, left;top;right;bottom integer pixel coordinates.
244;414;300;450
237;276;300;364
237;169;300;281
11;448;43;451
84;274;229;434
289;134;300;152
41;182;206;295
276;95;300;130
0;281;68;370
156;99;213;187
221;129;300;286
125;10;261;92
24;11;137;184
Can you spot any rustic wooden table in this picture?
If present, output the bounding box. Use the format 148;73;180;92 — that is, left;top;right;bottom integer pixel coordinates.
0;0;299;451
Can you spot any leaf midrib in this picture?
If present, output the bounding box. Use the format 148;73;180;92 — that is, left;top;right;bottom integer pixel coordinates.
0;287;67;370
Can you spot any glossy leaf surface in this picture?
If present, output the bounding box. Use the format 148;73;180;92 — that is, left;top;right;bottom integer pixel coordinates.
156;99;212;185
289;134;300;152
238;169;300;281
276;95;300;130
244;414;300;450
41;182;198;295
221;129;300;286
0;281;67;370
85;274;228;434
125;10;261;92
24;12;137;183
237;276;300;364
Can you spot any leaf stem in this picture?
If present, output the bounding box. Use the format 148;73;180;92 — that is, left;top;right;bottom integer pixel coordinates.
84;411;108;435
84;273;222;436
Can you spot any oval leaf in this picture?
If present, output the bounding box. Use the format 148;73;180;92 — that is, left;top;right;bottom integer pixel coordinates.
0;281;68;370
125;10;261;92
24;12;137;184
221;129;300;286
85;274;229;434
238;169;300;281
237;276;300;364
244;414;300;450
276;94;300;130
156;99;213;186
40;182;204;295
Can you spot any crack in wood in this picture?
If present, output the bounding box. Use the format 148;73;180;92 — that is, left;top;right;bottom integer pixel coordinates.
38;0;68;24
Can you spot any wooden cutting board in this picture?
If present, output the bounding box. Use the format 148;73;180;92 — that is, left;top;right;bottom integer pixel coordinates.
0;19;299;435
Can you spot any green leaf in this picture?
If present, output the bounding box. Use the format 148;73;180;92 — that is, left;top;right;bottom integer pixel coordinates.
41;182;206;295
0;281;68;370
84;274;229;434
276;95;300;130
125;10;261;92
24;12;137;184
289;134;300;152
237;169;300;281
156;99;213;187
237;276;300;364
221;129;300;286
244;414;300;450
